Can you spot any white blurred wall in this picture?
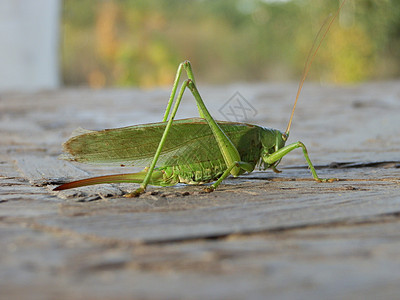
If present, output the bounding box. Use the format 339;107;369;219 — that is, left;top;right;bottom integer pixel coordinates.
0;0;60;91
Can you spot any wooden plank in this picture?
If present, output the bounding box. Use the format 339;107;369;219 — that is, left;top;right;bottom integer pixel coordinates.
34;176;400;243
1;82;400;299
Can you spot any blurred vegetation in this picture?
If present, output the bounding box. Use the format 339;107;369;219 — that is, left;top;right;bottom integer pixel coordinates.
62;0;400;88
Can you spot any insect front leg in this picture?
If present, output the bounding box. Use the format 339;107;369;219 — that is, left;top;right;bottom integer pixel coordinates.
264;141;337;182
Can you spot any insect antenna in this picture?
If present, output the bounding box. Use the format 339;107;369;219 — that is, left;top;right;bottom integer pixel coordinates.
284;0;347;139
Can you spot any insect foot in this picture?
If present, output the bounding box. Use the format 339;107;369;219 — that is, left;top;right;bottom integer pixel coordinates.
315;178;339;183
326;178;339;183
203;186;215;193
124;187;145;198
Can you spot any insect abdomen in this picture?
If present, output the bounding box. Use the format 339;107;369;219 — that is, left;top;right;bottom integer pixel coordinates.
164;161;227;185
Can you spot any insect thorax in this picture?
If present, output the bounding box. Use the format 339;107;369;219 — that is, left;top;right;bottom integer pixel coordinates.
259;127;286;170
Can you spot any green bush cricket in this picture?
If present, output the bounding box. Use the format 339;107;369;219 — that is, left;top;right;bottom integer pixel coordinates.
54;1;346;197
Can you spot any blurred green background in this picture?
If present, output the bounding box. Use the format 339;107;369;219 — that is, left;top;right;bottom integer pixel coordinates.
62;0;400;88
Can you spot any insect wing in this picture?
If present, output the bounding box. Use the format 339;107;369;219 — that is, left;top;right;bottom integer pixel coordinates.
62;118;259;168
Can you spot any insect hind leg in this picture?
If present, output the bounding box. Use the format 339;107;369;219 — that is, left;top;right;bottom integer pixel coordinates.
136;61;246;196
163;61;205;122
162;60;244;179
133;78;193;195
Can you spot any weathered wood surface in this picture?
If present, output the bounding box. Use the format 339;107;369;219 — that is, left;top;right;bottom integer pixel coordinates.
1;81;400;299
